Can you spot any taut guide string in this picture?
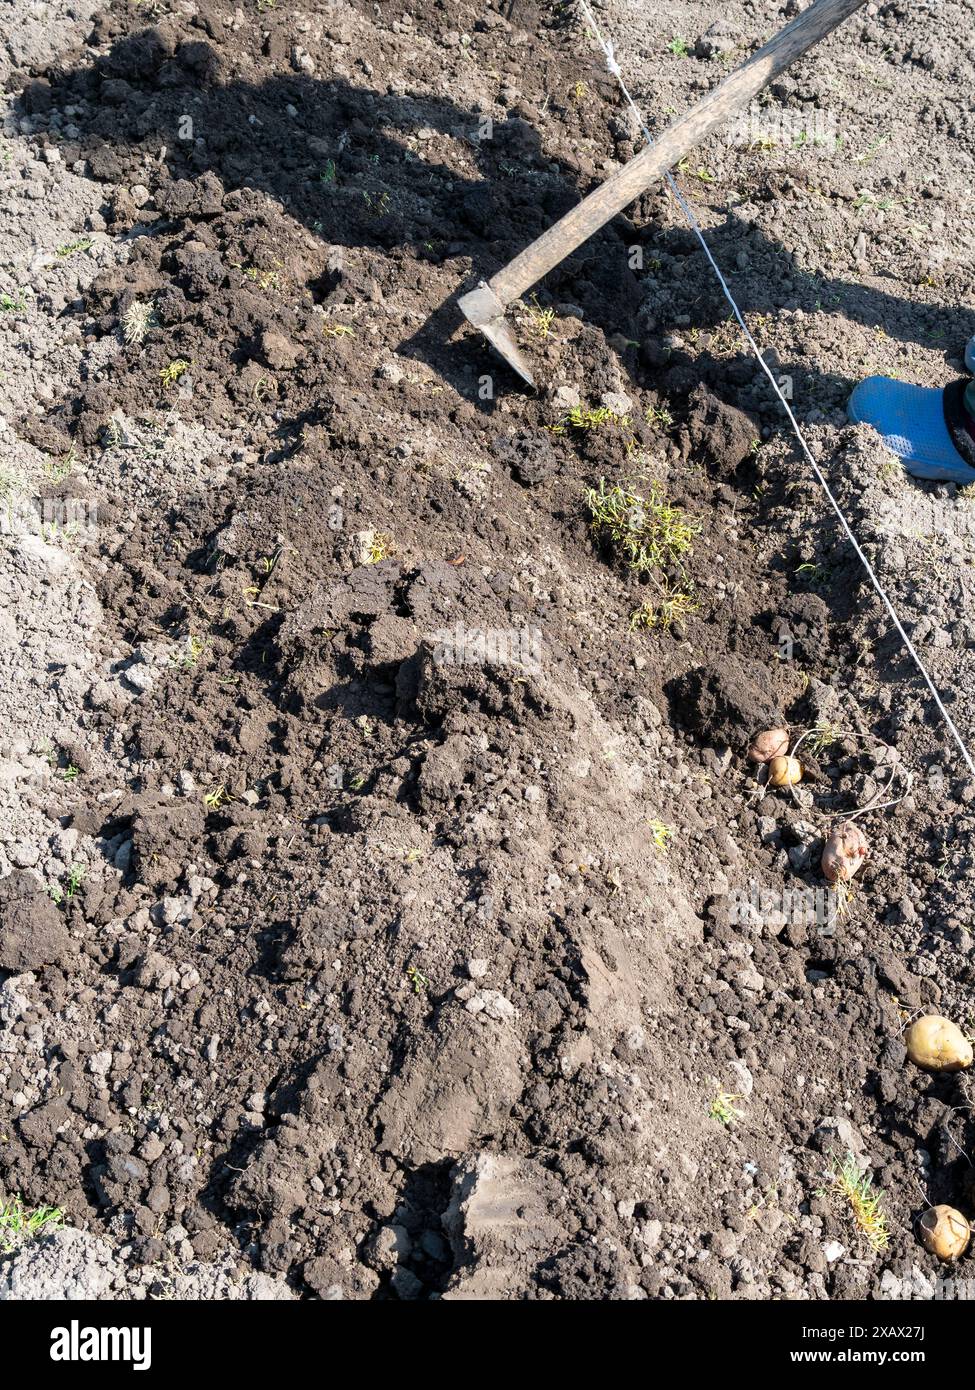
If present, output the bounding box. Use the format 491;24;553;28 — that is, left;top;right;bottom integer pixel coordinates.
575;0;975;782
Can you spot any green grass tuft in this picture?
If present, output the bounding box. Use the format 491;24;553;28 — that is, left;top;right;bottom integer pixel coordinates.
709;1090;743;1127
823;1152;890;1253
0;1196;64;1251
586;478;700;576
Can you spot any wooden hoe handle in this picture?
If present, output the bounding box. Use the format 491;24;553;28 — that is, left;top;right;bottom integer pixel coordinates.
490;0;867;305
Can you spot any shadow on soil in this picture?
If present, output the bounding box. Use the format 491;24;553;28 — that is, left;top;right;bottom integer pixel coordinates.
19;26;975;408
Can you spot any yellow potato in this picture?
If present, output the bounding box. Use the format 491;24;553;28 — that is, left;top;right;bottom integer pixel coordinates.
748;728;790;764
918;1205;970;1261
821;821;868;882
904;1016;973;1073
767;755;802;787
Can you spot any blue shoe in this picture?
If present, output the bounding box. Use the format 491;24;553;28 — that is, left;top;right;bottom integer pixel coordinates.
967;335;975;375
848;376;975;483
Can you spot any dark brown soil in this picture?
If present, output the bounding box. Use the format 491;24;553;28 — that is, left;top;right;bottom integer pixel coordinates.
4;0;975;1301
0;872;72;974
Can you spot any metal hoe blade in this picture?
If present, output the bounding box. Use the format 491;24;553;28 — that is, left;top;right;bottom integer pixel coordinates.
458;281;536;387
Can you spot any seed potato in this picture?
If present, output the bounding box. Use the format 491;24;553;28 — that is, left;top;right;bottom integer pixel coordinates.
748;728;790;763
767;754;802;787
918;1205;970;1261
904;1015;973;1072
821;821;868;882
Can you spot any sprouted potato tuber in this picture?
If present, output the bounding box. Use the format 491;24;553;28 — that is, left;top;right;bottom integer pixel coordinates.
904;1015;973;1073
748;728;789;763
821;821;868;882
767;754;802;787
918;1205;970;1261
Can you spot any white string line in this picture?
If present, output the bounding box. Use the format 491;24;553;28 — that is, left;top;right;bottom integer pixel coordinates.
575;0;975;781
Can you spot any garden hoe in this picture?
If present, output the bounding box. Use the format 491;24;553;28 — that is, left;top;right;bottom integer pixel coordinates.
458;0;867;385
